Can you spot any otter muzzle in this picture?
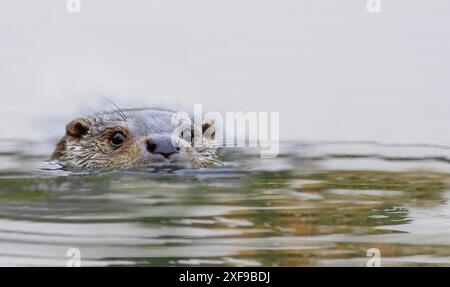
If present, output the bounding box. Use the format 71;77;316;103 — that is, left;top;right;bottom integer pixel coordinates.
146;137;180;159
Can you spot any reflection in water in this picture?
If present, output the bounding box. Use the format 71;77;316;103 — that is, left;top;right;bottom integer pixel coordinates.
1;140;450;266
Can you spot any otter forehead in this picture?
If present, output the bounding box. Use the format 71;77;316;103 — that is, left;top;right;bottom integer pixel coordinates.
94;108;188;136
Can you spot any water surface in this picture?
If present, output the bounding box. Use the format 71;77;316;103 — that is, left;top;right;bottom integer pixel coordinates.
1;140;450;266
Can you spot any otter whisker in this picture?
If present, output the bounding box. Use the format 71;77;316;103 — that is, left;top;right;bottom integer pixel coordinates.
103;97;127;121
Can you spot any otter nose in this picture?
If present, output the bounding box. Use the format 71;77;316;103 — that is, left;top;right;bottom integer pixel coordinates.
146;137;180;158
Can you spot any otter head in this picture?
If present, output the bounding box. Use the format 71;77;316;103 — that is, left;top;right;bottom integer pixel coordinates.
52;109;217;169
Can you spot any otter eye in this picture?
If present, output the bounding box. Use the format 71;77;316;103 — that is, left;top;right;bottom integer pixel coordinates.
110;131;126;147
180;128;194;143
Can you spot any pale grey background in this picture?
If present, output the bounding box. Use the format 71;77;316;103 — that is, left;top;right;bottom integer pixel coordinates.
0;0;449;143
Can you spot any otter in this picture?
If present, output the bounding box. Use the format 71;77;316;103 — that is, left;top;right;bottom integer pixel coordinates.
52;108;218;169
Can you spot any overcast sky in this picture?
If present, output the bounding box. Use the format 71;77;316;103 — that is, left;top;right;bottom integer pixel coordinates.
1;0;449;144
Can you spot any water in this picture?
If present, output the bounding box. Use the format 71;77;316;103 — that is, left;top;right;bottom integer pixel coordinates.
1;140;450;266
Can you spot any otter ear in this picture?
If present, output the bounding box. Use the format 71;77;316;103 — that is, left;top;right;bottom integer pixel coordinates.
202;121;215;140
65;117;91;138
